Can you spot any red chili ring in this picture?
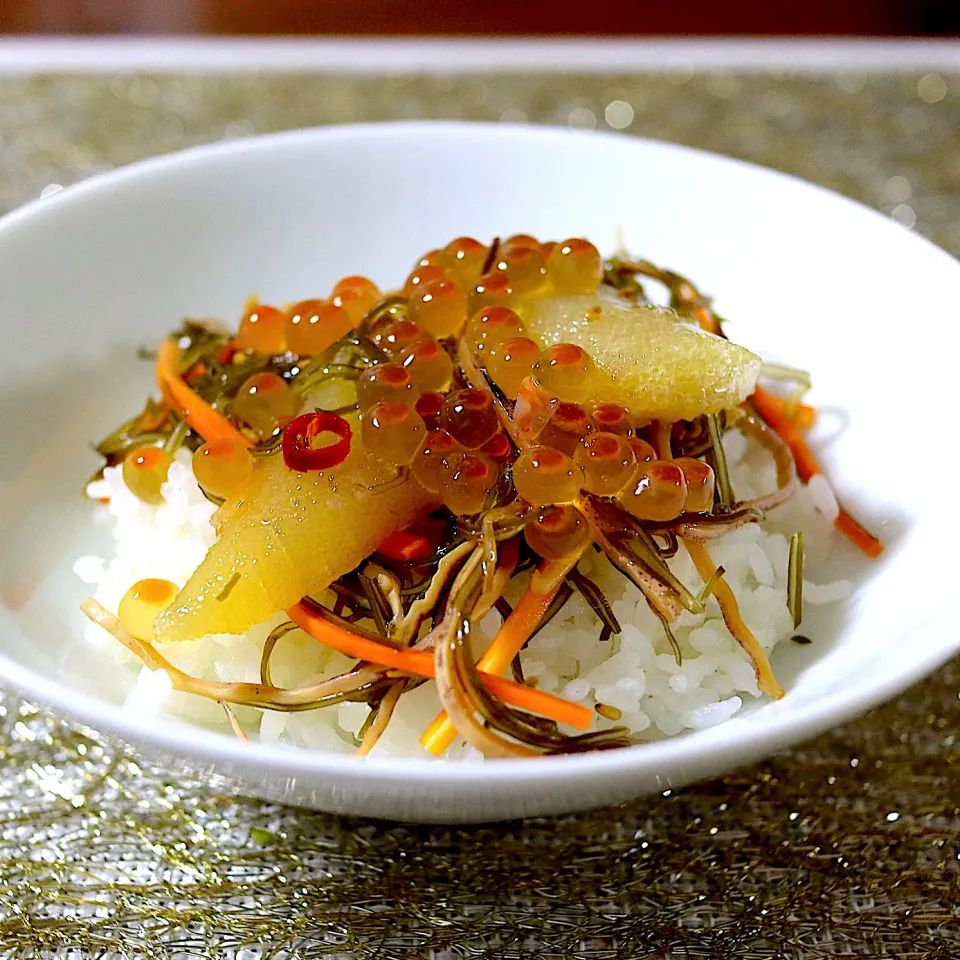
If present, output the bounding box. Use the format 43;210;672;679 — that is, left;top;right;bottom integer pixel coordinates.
282;411;353;472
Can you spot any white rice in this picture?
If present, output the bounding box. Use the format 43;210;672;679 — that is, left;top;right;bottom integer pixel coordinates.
77;433;849;759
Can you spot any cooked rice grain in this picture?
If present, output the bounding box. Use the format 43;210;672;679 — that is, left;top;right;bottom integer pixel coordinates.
78;434;847;758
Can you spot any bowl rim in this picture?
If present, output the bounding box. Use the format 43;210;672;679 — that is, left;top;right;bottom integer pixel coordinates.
1;118;959;790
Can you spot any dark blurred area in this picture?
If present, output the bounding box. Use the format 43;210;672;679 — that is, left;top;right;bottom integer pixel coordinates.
0;0;958;36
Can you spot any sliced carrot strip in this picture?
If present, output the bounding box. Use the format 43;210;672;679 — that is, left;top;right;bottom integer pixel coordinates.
750;387;819;481
691;304;722;336
834;509;884;559
156;338;251;447
750;387;883;557
688;308;815;429
688;300;878;556
752;387;815;430
285;601;591;734
420;576;565;756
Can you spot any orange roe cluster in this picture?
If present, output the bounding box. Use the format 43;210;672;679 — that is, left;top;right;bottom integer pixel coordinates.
348;235;718;562
123;235;717;569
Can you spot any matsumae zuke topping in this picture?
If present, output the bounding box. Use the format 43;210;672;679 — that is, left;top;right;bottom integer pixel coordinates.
81;235;882;759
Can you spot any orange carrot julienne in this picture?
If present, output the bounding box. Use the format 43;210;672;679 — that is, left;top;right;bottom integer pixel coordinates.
750;387;819;481
691;304;722;336
285;601;591;733
750;387;883;558
688;301;881;556
834;510;884;559
420;577;565;756
752;387;815;430
689;308;816;429
155;338;250;447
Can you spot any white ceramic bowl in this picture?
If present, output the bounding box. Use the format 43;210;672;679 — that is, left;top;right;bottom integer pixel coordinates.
0;122;957;823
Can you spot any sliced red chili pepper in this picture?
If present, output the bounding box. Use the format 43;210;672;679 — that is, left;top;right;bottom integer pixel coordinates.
216;340;240;366
282;411;353;472
376;529;435;561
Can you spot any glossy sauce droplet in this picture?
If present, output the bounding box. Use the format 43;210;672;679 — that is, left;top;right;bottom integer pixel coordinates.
192;437;254;498
512;445;583;506
525;504;592;560
122;445;174;505
118;578;179;640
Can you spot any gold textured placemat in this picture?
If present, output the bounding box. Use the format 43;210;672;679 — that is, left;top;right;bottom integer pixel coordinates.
1;71;958;957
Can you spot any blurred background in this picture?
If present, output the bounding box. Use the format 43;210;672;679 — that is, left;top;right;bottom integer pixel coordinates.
0;0;958;36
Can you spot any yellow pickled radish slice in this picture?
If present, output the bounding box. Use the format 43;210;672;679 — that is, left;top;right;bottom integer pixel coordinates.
152;444;434;642
525;291;761;422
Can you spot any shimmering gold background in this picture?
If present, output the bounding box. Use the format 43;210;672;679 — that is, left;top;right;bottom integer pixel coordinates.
1;71;958;956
